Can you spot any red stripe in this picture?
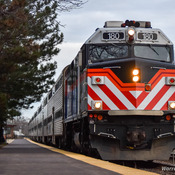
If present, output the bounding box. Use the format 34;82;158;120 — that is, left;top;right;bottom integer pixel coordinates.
88;68;175;91
88;104;91;110
88;86;101;100
145;85;170;110
123;91;147;108
122;91;137;108
160;103;167;110
98;85;127;110
150;70;175;88
103;103;111;110
135;92;148;108
88;85;110;110
122;91;149;108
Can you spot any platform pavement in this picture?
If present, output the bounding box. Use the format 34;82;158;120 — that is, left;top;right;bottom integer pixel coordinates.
0;139;158;175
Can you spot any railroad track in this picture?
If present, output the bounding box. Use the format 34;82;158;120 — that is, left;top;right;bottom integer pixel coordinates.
113;159;175;175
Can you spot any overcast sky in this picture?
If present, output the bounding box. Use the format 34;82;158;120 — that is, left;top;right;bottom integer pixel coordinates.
23;0;175;120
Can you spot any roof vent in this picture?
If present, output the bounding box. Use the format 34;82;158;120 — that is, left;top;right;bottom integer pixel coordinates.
104;21;124;28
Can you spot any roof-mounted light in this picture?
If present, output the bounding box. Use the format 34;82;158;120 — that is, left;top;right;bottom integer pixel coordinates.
121;20;151;28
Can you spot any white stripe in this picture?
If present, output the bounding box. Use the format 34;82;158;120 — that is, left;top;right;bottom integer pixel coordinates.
88;77;118;110
105;77;135;110
88;95;93;107
137;77;165;109
130;91;142;99
153;86;175;110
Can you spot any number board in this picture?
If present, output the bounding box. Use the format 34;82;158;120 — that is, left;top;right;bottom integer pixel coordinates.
103;32;125;40
138;32;158;41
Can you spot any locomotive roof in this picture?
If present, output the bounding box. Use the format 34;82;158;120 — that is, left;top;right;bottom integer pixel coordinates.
85;20;173;45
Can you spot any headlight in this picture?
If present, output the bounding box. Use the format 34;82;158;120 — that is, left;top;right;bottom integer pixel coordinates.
94;102;102;109
132;69;139;75
132;68;140;82
133;76;139;82
91;101;102;110
168;101;175;110
128;29;135;36
127;28;135;42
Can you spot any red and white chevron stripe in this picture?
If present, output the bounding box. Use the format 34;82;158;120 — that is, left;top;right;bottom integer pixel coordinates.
87;69;175;111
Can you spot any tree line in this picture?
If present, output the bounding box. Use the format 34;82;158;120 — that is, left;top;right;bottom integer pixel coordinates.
0;0;85;143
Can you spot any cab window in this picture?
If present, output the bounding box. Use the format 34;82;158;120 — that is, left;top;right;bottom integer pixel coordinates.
89;44;128;62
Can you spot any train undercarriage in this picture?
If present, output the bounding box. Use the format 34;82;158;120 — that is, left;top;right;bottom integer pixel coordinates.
31;110;175;161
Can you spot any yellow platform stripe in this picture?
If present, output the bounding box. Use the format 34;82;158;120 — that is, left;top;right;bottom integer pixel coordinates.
26;138;159;175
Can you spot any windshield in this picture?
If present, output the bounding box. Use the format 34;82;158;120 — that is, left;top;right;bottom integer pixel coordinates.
89;44;128;62
134;45;171;62
88;44;171;63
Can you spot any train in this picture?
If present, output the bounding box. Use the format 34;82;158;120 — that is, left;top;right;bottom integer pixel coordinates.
28;20;175;161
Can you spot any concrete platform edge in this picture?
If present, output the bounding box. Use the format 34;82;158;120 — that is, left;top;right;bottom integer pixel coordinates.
25;138;159;175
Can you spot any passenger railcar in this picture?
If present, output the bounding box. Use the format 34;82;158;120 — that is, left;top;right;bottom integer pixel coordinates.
28;20;175;160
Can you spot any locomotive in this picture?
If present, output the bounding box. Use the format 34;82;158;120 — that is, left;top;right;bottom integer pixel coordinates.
28;20;175;161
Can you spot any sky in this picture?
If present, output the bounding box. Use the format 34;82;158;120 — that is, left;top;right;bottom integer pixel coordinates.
22;0;175;120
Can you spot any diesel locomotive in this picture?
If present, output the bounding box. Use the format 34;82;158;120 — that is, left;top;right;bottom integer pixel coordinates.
28;20;175;160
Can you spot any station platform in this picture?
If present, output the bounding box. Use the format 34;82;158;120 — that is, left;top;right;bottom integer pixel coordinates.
0;138;158;175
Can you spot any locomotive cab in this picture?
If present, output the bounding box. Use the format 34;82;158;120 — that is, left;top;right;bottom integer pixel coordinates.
85;20;175;160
